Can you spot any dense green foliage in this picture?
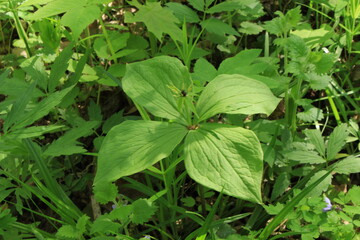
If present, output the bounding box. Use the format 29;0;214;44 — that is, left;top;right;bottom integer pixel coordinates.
0;0;360;239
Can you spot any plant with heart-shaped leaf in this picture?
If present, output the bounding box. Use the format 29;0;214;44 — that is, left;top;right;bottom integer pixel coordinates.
94;56;280;204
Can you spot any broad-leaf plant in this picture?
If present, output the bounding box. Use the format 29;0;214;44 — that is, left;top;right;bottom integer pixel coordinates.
94;56;280;204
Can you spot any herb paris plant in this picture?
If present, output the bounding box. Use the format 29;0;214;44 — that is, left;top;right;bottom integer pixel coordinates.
94;56;280;204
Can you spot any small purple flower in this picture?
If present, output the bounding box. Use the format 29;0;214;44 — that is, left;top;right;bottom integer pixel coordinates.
322;197;332;212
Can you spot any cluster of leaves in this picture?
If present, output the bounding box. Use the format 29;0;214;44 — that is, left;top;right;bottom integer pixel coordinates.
0;0;359;239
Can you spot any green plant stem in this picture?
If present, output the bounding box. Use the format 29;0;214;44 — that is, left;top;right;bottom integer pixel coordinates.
98;17;117;63
199;185;207;216
325;88;342;125
8;0;31;57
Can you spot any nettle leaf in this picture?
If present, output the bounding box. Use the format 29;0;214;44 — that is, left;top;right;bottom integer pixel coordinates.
327;123;348;161
94;121;187;202
184;123;263;203
131;199;158;224
304;73;331;90
122;56;192;121
297;107;324;122
125;0;182;41
263;6;301;35
196;74;280;122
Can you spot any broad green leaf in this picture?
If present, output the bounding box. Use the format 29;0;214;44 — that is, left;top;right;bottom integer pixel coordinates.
291;28;332;47
271;172;290;200
48;43;74;93
166;2;200;23
206;1;241;13
26;0;87;20
20;0;54;7
61;5;100;39
125;1;182;41
196;74;280;122
218;49;262;75
238;21;264;35
201;18;239;37
122;56;192;121
334;156;360;174
327;124;348;161
192;58;217;85
184;123;263;203
304;129;326;157
94;120;188;201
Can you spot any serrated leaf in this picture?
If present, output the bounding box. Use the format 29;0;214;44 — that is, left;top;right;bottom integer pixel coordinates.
305;73;331;90
291;28;331;47
26;0;87;20
131;199;157;224
44;121;98;157
201;18;239;36
3;81;36;132
94;121;187;202
20;56;48;91
61;5;100;39
304;129;326;157
196;74;281;122
13;85;75;130
305;170;332;197
297;107;324;122
286;150;326;164
91;215;121;234
327;123;348;161
56;225;78;239
184;123;263;203
125;1;182;41
122;56;192;121
271;173;290;200
76;215;90;234
334;156;360;174
48;43;74;93
218;49;262;75
88;100;102;122
188;0;205;12
166;2;200;23
238;21;264;35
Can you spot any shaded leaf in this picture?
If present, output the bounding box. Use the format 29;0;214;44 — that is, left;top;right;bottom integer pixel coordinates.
94;121;187;202
122;56;192;121
334;155;360;174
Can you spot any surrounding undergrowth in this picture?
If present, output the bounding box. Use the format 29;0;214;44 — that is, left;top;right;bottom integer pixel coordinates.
0;0;360;239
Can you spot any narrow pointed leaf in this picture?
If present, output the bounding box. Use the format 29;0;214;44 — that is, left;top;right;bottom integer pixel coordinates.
122;56;192;120
94;120;188;202
196;74;280;122
184;123;263;203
